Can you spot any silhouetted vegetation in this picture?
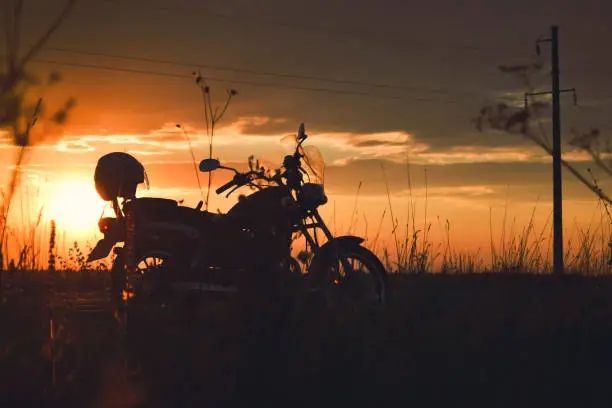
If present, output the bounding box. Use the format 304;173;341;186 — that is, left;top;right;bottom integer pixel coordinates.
471;61;611;273
474;62;612;206
0;0;77;298
192;71;238;210
3;271;612;407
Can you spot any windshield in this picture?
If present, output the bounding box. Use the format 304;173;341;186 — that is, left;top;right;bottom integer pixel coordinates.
300;145;325;185
281;131;325;186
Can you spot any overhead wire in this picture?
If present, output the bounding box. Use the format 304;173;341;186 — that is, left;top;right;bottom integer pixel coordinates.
12;1;607;114
45;46;486;98
23;53;610;115
29;56;495;105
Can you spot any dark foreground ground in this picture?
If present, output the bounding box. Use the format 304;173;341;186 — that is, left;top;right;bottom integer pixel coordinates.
2;271;612;408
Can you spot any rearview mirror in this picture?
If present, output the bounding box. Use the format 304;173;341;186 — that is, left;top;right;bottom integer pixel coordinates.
199;158;220;172
297;123;307;141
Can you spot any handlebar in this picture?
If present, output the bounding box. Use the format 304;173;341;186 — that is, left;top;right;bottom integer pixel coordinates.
215;170;283;196
213;133;309;197
216;180;236;194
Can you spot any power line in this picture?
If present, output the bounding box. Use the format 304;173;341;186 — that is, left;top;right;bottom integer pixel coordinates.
93;0;525;56
31;57;474;104
45;46;486;98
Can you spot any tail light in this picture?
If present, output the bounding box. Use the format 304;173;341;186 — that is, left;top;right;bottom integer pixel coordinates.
98;217;126;241
98;217;117;234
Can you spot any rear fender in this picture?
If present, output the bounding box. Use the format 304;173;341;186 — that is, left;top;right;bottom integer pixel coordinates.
86;238;118;262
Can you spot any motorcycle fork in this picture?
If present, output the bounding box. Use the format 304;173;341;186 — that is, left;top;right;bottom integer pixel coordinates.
304;210;355;278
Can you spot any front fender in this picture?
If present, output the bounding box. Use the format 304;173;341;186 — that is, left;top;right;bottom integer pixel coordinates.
308;235;364;272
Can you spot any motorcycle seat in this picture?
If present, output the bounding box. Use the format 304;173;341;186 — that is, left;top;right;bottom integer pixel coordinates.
201;210;225;222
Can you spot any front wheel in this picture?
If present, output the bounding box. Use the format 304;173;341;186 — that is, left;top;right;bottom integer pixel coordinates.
313;244;387;309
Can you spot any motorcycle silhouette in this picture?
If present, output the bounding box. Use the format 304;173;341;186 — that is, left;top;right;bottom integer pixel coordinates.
88;123;387;308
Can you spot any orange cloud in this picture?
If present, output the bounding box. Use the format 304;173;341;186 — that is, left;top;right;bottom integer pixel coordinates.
56;139;95;152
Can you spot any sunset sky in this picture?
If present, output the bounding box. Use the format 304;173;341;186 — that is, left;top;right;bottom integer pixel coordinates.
2;0;611;265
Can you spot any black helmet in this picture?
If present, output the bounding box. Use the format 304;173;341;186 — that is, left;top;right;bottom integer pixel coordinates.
94;152;146;201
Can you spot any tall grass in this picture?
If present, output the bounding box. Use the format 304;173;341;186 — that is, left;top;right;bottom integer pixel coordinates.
366;204;610;275
345;156;612;275
440;217;485;274
487;201;552;274
192;72;237;210
3;185;45;271
379;161;436;274
1;0;77;302
564;211;612;274
473;61;612;274
1;186;108;274
3;149;605;277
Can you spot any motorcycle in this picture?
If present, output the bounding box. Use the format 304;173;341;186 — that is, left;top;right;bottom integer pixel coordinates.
87;123;387;308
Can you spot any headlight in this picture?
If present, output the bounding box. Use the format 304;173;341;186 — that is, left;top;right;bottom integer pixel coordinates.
301;183;328;209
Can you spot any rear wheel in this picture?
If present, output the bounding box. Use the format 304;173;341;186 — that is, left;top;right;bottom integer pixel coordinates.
314;244;387;310
132;252;172;297
114;250;179;342
110;250;172;307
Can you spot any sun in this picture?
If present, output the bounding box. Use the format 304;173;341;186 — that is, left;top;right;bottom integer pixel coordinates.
45;178;107;236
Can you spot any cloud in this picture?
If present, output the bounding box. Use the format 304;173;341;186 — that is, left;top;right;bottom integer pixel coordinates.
40;119;607;204
323;158;610;201
408;185;497;198
77;124;195;147
0;139;14;149
57;121;422;166
412;145;541;165
56;139;95;152
352;140;406;148
0;129;11;142
69;122;280;152
61;118;579;169
125;149;171;156
231;116;294;135
331;143;595;166
281;129;428;164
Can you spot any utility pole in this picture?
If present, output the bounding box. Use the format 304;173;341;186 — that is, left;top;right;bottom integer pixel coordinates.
526;26;576;275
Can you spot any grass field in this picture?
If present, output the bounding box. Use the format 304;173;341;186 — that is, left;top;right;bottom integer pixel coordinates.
2;269;612;408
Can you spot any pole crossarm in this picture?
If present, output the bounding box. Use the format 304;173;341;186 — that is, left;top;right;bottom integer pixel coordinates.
524;88;577;110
